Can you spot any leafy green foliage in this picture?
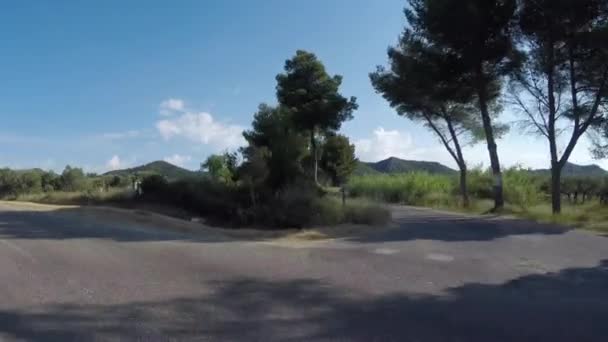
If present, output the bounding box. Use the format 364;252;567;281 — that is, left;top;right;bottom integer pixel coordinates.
140;175;170;195
349;167;552;209
276;50;358;182
348;172;455;205
405;0;521;209
320;134;357;186
502;168;545;208
237;146;271;205
510;0;608;213
0;165;130;199
201;152;238;184
276;50;358;134
242;104;308;191
59;166;87;192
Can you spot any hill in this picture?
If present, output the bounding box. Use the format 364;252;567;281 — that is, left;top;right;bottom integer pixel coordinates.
355;157;456;176
532;162;608;178
104;161;200;180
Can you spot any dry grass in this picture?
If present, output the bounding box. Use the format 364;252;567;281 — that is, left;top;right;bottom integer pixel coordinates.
513;203;608;233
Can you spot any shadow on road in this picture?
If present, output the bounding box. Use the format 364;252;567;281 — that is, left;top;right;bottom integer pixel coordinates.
1;261;607;341
0;206;580;244
349;213;574;243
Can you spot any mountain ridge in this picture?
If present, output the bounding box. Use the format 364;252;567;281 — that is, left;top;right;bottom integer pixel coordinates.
104;161;200;180
355;157;456;175
103;158;607;180
355;157;608;177
531;162;608;178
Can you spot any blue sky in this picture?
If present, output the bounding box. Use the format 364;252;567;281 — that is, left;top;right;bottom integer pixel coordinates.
0;0;604;172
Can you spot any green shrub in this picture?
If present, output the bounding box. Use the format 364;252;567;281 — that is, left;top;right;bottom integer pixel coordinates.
140;177;243;224
141;175;169;195
503;167;544;209
256;190;390;228
348;172;455;205
15;189;135;205
467;168;494;199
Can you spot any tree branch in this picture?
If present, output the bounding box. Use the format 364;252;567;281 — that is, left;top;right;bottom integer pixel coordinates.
422;112;459;164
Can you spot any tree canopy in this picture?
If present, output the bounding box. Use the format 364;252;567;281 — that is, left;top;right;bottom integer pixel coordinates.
276;50;358;183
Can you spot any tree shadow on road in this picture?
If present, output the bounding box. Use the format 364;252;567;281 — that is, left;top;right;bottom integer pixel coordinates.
0;206;584;244
1;260;607;341
349;213;576;243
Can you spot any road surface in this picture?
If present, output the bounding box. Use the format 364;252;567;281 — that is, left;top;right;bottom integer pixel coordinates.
1;203;607;341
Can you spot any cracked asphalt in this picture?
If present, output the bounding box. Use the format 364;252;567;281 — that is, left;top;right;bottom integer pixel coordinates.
1;203;607;341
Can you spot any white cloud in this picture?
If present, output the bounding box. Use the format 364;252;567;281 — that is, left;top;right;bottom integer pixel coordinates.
355;127;441;163
164;154;192;167
354;127;552;169
106;155;123;171
156;111;245;150
159;98;185;116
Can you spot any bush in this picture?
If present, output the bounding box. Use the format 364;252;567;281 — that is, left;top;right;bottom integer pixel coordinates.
347;168;547;211
59;166;88;192
467;168;494;199
15;189;135;205
269;185;325;227
248;187;391;228
141;175;169;195
503;168;544;209
139;176;244;225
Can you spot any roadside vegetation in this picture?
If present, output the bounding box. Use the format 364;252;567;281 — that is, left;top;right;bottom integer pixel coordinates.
348;168;608;232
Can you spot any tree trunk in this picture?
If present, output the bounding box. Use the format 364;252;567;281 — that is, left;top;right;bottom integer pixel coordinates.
476;68;504;210
547;40;561;214
310;130;318;184
445;116;470;208
550;164;562;214
459;165;470;208
249;184;256;207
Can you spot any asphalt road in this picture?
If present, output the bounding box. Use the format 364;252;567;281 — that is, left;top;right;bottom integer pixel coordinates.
1;204;608;341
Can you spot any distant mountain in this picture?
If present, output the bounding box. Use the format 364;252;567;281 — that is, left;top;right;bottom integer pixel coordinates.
104;161;200;180
532;162;608;178
355;157;456;176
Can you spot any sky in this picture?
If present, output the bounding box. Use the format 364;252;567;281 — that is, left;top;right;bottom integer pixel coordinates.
0;0;605;173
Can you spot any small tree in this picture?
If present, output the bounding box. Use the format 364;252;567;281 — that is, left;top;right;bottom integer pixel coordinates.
20;171;43;194
201;152;238;184
238;146;270;206
41;171;59;192
242;104;308;191
320;134;358;186
0;168;19;197
59;166;87;192
509;0;608;213
276;50;358;184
